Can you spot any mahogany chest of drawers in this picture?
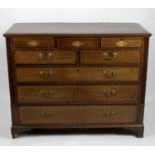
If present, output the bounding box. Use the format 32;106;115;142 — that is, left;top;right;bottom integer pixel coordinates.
4;23;151;138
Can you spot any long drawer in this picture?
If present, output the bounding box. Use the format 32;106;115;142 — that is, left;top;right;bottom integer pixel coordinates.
80;49;142;64
16;67;140;82
17;85;140;104
19;105;137;125
15;50;76;64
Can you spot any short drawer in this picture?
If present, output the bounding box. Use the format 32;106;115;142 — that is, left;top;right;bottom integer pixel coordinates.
80;49;141;64
19;105;137;125
17;85;140;104
15;50;76;64
57;37;99;48
12;37;54;48
16;67;140;83
101;37;143;47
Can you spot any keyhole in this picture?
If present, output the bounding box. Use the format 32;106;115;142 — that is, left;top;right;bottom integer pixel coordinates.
77;68;80;72
76;107;79;110
76;87;79;90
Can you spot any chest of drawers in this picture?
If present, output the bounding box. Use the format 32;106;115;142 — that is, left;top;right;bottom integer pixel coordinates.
4;23;151;138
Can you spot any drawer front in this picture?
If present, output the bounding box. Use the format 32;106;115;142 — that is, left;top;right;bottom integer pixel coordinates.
15;50;76;64
17;85;140;104
80;49;141;64
16;67;140;82
57;37;99;48
17;85;76;103
101;37;143;47
13;37;54;48
19;105;137;125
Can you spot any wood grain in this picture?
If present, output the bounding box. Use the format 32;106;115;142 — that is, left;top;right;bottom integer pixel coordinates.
13;37;54;48
15;50;76;64
19;105;137;125
17;85;140;104
101;37;143;47
4;23;151;138
16;67;140;82
57;37;99;48
80;49;142;64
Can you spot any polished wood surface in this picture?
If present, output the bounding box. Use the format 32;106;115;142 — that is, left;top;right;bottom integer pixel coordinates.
4;23;151;138
17;85;140;104
13;37;54;48
4;23;151;36
15;50;76;64
80;49;142;64
19;105;137;125
16;67;140;82
101;37;143;47
57;37;99;48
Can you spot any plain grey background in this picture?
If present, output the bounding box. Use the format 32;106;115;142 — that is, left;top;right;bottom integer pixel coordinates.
0;8;155;145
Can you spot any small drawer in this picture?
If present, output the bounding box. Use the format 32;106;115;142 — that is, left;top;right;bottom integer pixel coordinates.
12;37;55;48
101;37;143;47
17;85;140;104
15;50;76;64
17;85;77;103
57;37;99;48
19;105;137;125
80;49;141;64
16;67;140;83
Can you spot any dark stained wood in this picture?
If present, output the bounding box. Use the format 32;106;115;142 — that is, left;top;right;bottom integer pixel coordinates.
4;23;151;138
140;37;150;105
5;38;20;126
4;23;151;36
136;126;144;138
19;105;137;125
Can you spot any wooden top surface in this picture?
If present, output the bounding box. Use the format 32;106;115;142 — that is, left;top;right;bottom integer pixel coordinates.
4;23;151;36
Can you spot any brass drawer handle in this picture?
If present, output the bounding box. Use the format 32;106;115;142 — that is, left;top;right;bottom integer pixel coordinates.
28;40;39;47
116;40;127;47
103;89;116;97
39;70;53;78
102;52;117;61
38;52;44;60
41;111;55;118
47;52;53;60
38;52;53;60
102;110;115;117
103;70;117;78
72;41;83;47
40;90;53;97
